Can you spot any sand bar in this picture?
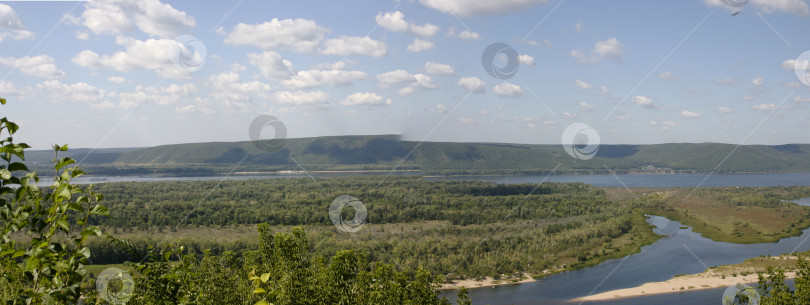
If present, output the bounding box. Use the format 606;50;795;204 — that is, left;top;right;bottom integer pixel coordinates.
572;270;795;302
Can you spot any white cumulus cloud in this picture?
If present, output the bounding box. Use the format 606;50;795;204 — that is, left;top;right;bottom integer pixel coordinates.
574;78;592;90
377;69;437;96
704;0;809;16
203;71;272;111
377;69;417;85
0;4;33;43
406;38;435;52
418;0;548;17
341;92;391;107
375;11;409;32
410;23;440;37
458;30;481;40
0;55;65;79
73;0;195;38
493;81;523;98
569;37;624;64
580;101;593;111
37;80;106;103
519;54;535;67
225;18;327;52
376;11;440;37
752;103;777;111
281;69;367;89
457;77;485;94
658;71;677;80
320;36;387;57
423;61;455;75
631;96;654;108
247;51;295;79
118;83;198;109
272;90;332;106
72;36;200;79
680;110;702;118
0;4;23;30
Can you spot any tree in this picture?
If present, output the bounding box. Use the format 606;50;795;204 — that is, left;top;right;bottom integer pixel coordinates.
0;97;109;304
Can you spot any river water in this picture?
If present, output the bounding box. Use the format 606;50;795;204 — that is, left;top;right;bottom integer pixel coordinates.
427;172;810;188
35;172;810;188
429;173;810;304
441;215;810;304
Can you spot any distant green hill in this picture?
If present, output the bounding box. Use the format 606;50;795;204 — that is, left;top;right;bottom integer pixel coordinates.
20;135;810;175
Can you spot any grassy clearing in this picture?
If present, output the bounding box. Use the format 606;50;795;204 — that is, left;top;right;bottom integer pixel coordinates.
637;187;810;243
85;263;132;276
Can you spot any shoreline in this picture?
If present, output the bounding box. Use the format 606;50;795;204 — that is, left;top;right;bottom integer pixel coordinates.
571;262;797;302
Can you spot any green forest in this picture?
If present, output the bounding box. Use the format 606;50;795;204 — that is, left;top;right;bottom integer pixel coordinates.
66;176;659;280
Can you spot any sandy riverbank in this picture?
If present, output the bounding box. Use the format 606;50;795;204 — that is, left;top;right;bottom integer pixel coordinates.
572;269;795;301
440;273;536;290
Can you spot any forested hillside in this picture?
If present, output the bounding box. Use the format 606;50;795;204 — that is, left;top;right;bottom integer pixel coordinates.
20;135;810;175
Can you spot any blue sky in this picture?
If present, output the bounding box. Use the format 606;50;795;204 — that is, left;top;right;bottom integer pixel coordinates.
1;0;810;149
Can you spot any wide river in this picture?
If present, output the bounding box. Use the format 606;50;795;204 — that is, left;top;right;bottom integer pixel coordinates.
441;215;810;304
36;172;810;304
36;172;810;188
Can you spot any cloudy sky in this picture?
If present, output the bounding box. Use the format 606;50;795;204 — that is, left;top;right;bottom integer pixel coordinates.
1;0;810;149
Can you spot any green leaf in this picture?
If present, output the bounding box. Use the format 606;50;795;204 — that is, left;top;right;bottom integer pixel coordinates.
55;219;69;231
4;121;18;135
253;287;267;294
77;247;90;259
260;272;270;283
255;301;271;305
41;293;55;305
57;188;71;200
25;257;40;270
8;162;26;172
81;226;102;237
89;205;110;217
67;201;84;212
55;157;75;171
0;169;10;180
75;195;89;204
